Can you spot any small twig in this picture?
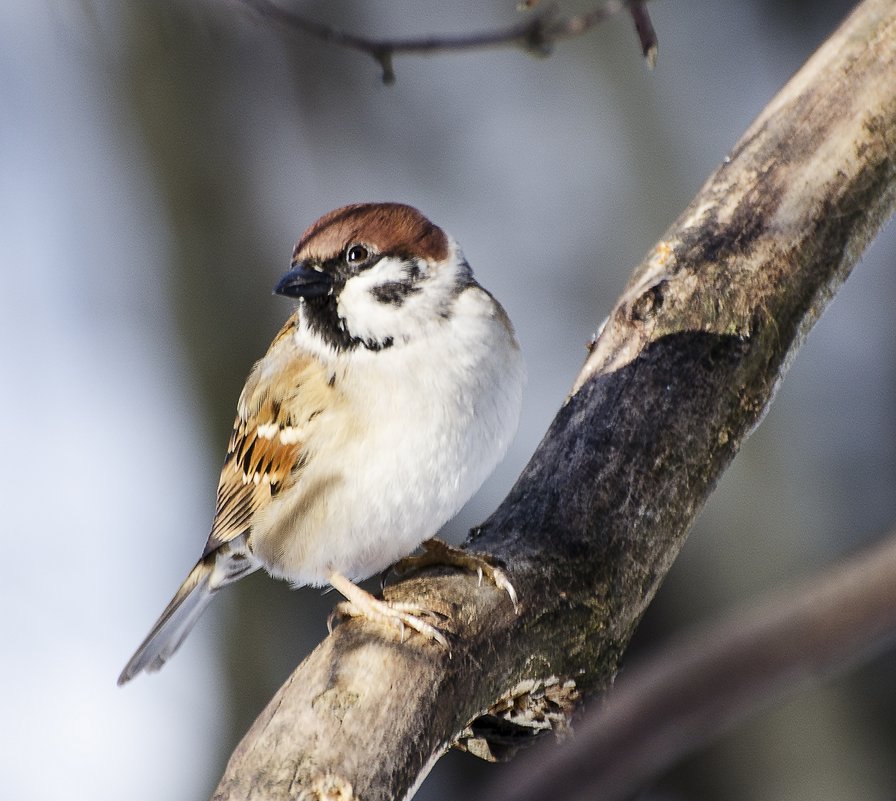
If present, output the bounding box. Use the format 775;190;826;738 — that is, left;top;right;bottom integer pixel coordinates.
629;2;658;67
238;0;657;84
492;527;896;801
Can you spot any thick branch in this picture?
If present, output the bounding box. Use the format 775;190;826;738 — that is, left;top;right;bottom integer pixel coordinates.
239;0;655;83
213;1;896;799
495;526;896;801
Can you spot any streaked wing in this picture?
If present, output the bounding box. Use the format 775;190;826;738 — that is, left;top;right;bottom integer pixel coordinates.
202;315;327;556
203;410;303;555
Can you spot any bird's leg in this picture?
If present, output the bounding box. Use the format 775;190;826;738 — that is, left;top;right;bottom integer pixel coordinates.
326;570;449;648
393;537;519;612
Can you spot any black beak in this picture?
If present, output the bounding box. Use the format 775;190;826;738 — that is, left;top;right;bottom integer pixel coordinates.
274;263;334;300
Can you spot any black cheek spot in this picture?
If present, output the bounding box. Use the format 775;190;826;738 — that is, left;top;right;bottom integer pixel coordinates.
371;281;422;306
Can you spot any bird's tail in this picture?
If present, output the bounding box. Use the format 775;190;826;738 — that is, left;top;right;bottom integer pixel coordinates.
117;548;258;685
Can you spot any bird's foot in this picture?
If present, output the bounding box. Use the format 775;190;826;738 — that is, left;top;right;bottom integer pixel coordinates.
393;538;519;613
327;570;449;647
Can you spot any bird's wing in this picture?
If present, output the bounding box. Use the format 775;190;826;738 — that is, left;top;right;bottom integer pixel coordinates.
202;316;331;555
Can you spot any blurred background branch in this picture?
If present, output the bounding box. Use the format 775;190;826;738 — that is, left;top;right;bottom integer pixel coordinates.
238;0;657;83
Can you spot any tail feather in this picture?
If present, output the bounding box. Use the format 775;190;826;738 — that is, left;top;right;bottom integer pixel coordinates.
118;550;257;685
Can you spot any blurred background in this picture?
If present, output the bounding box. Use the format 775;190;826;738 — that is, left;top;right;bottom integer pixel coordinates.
2;1;894;799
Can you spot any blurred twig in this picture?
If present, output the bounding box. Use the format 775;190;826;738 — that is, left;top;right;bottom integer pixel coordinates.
629;3;658;67
492;527;896;801
237;0;657;84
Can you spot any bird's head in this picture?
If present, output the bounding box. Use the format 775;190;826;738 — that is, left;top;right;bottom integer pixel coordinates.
275;203;475;352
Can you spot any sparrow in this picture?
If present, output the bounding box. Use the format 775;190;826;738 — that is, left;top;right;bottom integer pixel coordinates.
118;202;525;685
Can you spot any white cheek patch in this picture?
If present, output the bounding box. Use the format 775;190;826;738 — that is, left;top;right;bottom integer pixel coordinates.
336;241;469;347
338;256;426;344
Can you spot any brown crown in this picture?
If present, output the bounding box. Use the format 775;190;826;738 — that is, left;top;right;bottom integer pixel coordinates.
293;203;449;265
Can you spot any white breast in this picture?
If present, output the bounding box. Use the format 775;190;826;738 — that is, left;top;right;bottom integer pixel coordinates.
252;286;524;586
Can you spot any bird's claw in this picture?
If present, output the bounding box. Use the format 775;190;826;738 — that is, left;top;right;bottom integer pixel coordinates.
393;538;520;613
328;598;449;648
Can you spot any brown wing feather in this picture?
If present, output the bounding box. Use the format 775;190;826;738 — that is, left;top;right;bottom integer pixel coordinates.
203;412;303;555
202;315;329;556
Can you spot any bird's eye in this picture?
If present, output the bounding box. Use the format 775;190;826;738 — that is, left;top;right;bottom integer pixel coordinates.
345;244;370;265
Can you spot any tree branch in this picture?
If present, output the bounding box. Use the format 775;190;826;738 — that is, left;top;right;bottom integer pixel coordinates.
238;0;655;83
212;0;896;798
493;525;896;801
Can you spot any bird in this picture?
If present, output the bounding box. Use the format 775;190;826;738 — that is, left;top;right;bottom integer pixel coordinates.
118;202;525;685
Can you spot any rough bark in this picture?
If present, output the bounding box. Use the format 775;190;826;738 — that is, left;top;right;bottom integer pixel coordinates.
497;527;896;801
212;1;896;799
